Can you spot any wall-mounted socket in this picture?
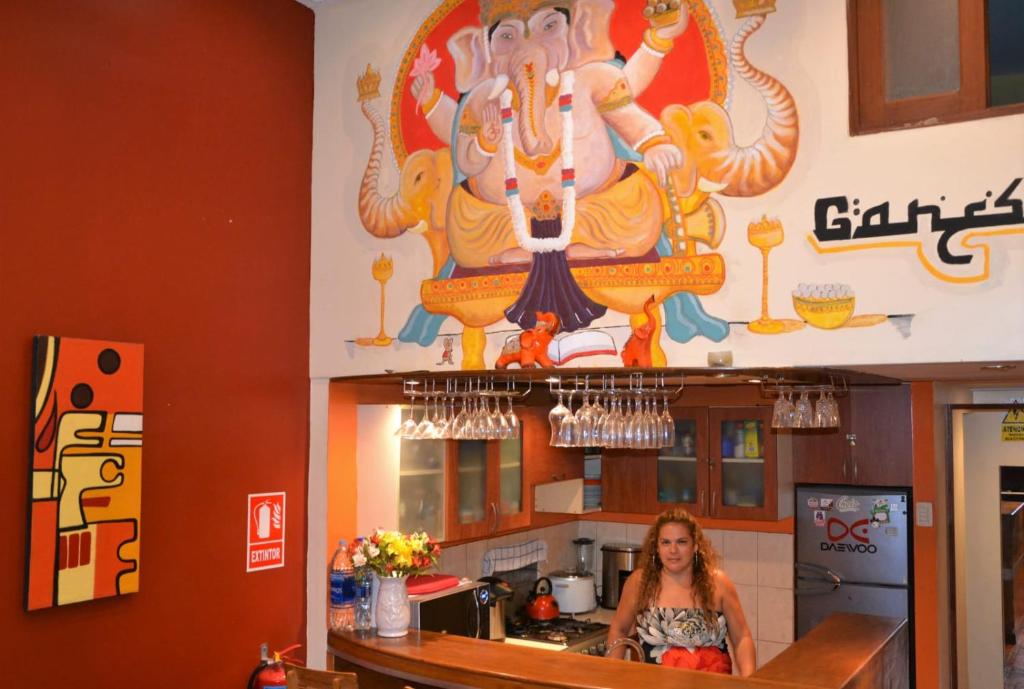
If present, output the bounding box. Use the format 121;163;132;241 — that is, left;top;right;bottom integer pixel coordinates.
260;642;269;662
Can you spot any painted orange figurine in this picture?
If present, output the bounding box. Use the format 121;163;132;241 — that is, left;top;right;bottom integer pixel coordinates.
494;312;559;369
621;296;657;367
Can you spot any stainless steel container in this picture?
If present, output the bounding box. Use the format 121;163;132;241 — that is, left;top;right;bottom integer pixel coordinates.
600;542;642;609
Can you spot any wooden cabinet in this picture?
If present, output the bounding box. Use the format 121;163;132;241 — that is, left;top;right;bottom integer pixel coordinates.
791;385;912;487
445;434;528;540
603;404;784;521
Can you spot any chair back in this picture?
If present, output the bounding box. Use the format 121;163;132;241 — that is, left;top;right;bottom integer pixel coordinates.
284;664;358;689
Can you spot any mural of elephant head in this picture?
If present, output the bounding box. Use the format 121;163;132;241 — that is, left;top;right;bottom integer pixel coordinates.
357;99;453;275
447;0;615;157
662;14;799;200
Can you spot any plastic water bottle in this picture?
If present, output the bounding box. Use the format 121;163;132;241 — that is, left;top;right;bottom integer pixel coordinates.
354;572;373;631
329;539;356;632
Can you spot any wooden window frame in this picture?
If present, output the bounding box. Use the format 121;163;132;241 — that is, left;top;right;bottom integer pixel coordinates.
848;0;1024;134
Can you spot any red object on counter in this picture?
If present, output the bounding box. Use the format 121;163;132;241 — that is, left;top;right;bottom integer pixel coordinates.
525;576;560;621
406;574;460;595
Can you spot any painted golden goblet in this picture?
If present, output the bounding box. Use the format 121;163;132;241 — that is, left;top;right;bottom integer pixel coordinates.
747;216;786;334
357;253;394;346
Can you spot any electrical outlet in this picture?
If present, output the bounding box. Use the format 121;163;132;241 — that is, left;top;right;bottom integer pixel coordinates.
260;642;269;661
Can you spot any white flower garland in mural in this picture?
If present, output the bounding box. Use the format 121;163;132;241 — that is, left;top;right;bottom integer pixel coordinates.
499;70;575;254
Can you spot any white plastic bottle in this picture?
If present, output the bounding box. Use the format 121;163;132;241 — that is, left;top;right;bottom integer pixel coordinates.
329;539;356;632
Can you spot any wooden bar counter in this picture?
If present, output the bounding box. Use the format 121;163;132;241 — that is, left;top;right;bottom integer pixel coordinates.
329;613;907;689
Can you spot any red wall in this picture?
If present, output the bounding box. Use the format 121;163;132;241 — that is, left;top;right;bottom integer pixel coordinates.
2;2;313;686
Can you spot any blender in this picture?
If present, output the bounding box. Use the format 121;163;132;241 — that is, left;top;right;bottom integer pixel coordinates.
573;537;595;575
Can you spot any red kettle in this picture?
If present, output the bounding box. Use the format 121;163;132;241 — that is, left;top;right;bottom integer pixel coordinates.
525;577;560;621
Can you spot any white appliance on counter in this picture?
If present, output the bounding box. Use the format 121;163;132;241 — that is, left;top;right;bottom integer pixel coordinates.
548;570;597;614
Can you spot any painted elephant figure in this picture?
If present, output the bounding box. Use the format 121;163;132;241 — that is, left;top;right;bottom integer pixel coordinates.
445;0;685;269
662;13;799;252
494;311;559;369
356;98;453;276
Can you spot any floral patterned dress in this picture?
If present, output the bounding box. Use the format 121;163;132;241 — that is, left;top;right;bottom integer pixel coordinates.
635;607;732;674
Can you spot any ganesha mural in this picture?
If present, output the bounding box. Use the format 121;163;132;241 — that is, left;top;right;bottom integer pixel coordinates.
353;0;799;369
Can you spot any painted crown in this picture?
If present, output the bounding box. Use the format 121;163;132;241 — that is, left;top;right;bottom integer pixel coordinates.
357;64;381;102
733;0;777;18
480;0;571;26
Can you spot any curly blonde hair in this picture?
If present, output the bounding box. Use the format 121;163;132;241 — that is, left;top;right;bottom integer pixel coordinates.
635;508;720;626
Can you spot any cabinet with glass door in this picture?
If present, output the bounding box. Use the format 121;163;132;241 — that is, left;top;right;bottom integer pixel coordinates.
445;434;527;541
652;406;779;520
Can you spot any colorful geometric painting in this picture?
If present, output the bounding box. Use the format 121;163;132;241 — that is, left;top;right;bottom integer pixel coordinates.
25;336;143;611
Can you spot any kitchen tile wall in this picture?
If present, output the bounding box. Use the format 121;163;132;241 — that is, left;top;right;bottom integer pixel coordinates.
438;522;794;669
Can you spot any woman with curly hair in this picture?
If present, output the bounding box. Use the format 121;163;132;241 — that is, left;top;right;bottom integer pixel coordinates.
606;508;755;676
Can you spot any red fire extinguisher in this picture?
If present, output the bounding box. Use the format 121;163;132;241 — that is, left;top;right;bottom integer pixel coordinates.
247;644;302;689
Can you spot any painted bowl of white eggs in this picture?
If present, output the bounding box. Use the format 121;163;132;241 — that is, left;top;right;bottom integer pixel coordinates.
792;283;855;329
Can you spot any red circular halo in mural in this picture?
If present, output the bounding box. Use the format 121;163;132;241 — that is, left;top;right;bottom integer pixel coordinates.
389;0;727;165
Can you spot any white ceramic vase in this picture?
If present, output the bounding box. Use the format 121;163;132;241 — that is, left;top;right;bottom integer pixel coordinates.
375;575;410;638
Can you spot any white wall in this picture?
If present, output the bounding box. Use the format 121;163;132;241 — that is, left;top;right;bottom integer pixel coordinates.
309;0;1024;378
355;404;403;534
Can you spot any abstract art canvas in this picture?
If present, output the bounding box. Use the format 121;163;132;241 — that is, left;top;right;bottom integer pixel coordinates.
25;336;143;610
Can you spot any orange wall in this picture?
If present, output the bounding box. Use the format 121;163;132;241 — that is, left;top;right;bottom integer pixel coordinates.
327;383;358;556
2;2;313;687
912;382;939;689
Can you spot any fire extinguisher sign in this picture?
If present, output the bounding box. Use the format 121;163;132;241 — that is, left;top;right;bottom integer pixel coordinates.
247;492;286;572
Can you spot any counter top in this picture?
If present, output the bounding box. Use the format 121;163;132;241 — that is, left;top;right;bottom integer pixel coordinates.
329;613;907;689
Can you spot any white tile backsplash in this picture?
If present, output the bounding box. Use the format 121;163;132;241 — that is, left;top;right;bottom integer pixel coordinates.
723;530;758;585
703;528;726;559
596;521;628;547
757;640;790;668
626;523;649;546
757;533;794;589
734;583;757;643
438;543;467;579
464;539;487;579
756;586;794;643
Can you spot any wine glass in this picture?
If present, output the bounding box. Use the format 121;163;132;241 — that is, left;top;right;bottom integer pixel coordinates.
433;396;451;439
772;390;795;428
452;397;469;439
793;391;813;428
660;395;674;448
491;395;509;439
559;392;579;447
395;402;417;438
549;392;570;446
575;391;593;447
412;397;436;439
505;395;520;440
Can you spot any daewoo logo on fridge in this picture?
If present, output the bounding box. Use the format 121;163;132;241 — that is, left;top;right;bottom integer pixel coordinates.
820;518;878;554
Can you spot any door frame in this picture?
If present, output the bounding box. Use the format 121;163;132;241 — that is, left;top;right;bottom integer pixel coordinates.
946;402;1021;689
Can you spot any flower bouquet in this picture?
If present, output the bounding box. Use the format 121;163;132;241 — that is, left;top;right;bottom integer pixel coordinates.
351;529;441;579
351;529;441;637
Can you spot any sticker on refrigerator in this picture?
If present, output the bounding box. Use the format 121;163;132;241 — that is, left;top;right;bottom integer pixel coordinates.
836;496;861;513
814;510;826;526
806;497;820;509
820;498;834;511
869;498;891;528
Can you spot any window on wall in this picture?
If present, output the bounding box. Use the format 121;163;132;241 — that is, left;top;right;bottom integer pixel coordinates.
848;0;1024;134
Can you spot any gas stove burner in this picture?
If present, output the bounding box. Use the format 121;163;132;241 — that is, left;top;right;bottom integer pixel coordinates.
504;616;610;653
